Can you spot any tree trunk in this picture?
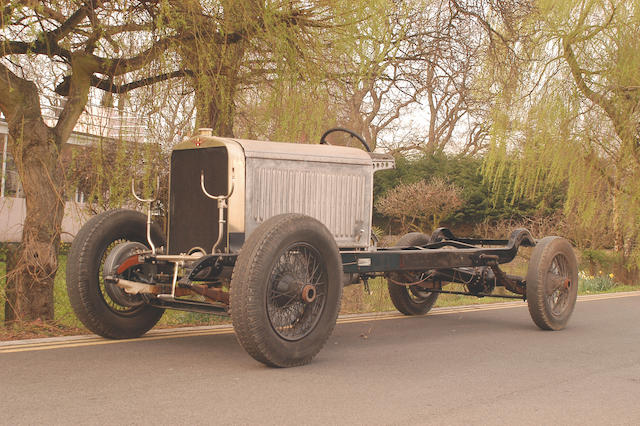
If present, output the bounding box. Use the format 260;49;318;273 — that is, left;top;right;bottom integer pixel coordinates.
611;188;623;252
193;38;245;137
4;120;64;323
194;76;238;137
4;244;18;322
191;0;258;137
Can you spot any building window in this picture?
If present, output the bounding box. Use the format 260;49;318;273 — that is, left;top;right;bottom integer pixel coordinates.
74;188;86;204
0;134;24;198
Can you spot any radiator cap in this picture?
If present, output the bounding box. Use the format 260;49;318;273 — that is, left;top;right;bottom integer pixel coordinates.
197;128;213;136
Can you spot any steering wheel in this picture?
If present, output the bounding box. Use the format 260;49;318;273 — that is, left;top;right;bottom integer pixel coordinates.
319;127;372;152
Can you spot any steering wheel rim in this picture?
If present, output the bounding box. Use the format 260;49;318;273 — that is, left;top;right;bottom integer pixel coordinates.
319;127;372;152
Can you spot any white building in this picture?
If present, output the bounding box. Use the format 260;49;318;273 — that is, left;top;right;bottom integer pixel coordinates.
0;101;149;242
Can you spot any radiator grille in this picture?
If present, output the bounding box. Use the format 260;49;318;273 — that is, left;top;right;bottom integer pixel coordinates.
168;147;228;254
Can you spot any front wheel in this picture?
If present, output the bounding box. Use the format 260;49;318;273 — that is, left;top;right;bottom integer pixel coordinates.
526;236;578;331
66;209;165;339
231;214;343;367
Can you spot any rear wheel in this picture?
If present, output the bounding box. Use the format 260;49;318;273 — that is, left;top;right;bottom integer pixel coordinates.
526;236;578;330
231;214;343;367
387;232;439;316
66;209;165;339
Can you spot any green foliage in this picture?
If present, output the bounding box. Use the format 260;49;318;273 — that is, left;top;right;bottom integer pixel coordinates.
157;0;393;142
481;0;640;266
581;249;621;274
65;138;167;215
373;152;565;231
371;225;384;242
578;272;618;294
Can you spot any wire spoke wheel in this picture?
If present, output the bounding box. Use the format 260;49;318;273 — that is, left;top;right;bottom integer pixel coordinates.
266;243;327;341
526;236;578;331
231;214;343;367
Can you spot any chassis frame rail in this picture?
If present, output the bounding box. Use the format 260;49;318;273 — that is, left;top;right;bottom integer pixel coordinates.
341;228;535;274
118;228;535;314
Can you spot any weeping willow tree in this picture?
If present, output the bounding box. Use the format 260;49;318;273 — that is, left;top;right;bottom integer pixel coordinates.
67;0;394;217
158;0;390;142
480;0;640;272
67;0;397;217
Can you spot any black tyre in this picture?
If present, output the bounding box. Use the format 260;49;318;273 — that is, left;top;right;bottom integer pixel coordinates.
387;232;439;316
230;214;343;367
526;236;578;331
66;209;165;339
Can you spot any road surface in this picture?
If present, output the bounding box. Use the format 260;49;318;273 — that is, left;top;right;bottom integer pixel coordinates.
1;292;639;425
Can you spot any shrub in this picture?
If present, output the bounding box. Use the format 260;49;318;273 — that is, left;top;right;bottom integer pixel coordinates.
375;177;462;234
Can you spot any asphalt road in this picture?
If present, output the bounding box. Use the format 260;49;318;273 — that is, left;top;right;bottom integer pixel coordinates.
1;292;639;425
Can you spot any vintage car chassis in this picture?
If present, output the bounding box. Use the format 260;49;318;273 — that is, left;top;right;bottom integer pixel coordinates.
67;128;579;367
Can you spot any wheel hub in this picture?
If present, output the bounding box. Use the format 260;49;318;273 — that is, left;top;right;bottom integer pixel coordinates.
273;275;318;305
103;241;148;308
301;284;317;303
